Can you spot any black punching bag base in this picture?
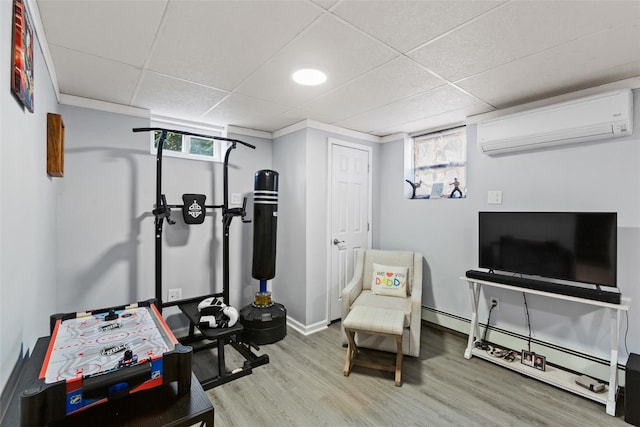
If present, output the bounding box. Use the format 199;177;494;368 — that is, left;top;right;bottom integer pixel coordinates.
240;302;287;345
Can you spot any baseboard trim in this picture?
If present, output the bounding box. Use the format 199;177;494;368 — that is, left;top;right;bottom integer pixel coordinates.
0;345;27;424
287;317;328;336
168;308;330;340
421;306;626;385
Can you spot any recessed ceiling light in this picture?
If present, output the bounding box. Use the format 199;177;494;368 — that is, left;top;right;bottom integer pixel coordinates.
292;68;327;86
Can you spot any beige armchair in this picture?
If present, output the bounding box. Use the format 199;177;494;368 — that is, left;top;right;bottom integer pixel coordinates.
341;249;423;358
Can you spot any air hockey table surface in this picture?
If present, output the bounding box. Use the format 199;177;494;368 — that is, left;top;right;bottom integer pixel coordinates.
20;299;192;426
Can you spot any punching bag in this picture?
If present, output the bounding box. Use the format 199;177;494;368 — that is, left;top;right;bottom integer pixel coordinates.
252;170;278;282
240;169;287;345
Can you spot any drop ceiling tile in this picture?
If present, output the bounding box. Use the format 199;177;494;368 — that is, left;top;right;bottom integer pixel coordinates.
202;94;293;132
37;0;166;67
133;72;228;122
146;1;322;91
335;85;483;133
333;0;502;53
36;0;640;136
410;1;640;82
311;0;338;10
235;14;397;107
50;45;141;106
457;21;640;108
299;57;447;123
371;103;494;137
263;110;311;133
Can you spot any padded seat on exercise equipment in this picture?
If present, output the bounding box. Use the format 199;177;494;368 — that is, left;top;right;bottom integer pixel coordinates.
178;300;268;390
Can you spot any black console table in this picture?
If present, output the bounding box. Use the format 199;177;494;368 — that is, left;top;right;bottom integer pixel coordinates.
3;336;214;426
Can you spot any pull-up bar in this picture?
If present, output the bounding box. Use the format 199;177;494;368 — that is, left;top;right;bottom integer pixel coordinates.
132;126;255;310
132;127;256;149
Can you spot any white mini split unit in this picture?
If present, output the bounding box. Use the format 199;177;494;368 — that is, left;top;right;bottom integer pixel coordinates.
477;89;634;155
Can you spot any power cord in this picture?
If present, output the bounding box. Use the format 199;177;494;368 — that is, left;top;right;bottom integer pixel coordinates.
523;292;532;353
624;311;630;357
476;298;519;362
476;299;498;350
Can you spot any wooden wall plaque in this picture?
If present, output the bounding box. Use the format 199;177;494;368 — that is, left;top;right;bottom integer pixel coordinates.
47;113;64;177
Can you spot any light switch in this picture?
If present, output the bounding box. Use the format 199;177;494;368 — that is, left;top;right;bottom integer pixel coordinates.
488;190;503;205
231;193;242;205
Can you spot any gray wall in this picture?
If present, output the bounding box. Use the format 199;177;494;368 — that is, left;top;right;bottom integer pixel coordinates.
274;127;380;328
56;107;152;311
56;106;272;322
0;15;60;392
378;89;640;362
226;132;274;307
272;129;307;323
2;3;635;392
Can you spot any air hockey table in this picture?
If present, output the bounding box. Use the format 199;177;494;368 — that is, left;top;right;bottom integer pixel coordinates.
20;299;192;426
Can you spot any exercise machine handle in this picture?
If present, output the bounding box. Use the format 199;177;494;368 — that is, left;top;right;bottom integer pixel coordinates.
225;197;250;222
152;194;175;225
241;197;252;223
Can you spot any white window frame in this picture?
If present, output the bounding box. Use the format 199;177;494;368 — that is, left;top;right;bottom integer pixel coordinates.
404;125;467;199
149;115;228;163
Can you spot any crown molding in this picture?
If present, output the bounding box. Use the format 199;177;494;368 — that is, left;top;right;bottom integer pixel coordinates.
273;119;381;143
380;132;408;143
227;126;272;140
271;120;308;139
60;94;150;118
25;0;60;102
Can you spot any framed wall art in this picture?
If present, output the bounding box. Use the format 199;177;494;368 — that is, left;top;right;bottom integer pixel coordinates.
11;0;34;112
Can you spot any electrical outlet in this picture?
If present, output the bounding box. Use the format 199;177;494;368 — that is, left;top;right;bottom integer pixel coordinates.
490;297;499;311
168;288;182;302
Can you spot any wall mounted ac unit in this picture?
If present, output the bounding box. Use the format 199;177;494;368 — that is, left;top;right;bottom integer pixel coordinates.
477;89;633;155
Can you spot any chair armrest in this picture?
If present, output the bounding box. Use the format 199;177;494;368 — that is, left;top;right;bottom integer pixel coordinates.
410;252;423;304
410;277;423;319
409;253;423;356
341;273;363;321
341;249;365;320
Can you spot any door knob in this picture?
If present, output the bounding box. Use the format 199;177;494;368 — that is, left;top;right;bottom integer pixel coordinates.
333;238;344;245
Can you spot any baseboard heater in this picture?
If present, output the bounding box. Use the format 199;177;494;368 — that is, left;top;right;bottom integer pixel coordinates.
465;270;621;304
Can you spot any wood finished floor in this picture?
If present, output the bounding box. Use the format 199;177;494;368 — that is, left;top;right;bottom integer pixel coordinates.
198;322;628;426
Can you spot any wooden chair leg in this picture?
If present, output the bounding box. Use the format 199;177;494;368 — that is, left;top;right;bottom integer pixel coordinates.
395;335;403;386
344;329;356;377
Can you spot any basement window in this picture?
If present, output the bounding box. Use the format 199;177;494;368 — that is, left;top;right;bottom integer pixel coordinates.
149;117;227;162
405;126;467;199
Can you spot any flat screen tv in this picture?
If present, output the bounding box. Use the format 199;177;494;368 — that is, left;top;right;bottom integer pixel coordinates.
478;212;617;287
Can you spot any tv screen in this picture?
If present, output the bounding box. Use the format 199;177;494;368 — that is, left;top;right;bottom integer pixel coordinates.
479;212;617;287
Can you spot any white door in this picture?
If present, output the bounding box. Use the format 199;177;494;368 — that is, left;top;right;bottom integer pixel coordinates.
329;141;371;321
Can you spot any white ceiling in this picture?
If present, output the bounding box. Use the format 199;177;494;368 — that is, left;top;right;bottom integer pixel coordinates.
35;0;640;137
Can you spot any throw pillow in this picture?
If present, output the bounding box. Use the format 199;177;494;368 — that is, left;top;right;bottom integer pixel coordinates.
371;263;408;297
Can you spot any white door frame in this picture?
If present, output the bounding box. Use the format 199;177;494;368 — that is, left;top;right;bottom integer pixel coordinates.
326;138;373;323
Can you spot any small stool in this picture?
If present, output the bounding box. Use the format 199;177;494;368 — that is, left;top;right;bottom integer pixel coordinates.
343;306;405;386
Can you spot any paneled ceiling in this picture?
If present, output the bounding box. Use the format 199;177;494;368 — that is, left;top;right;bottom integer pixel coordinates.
35;0;640;136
